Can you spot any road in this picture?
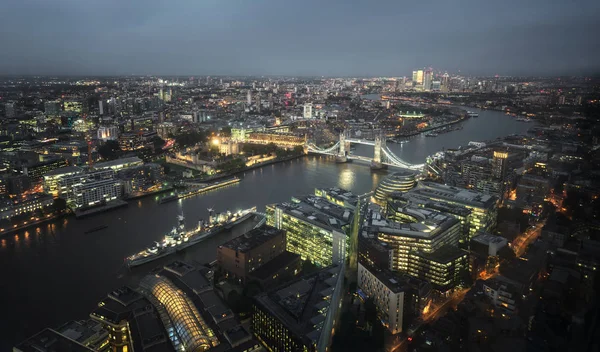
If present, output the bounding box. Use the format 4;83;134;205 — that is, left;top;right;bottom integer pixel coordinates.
511;221;545;257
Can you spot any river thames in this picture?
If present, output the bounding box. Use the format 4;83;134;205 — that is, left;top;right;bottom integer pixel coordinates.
0;107;533;348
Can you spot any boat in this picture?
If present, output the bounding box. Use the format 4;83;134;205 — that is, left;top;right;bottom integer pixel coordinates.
467;111;479;117
158;193;179;204
125;206;256;268
177;177;241;199
425;132;438;137
85;225;108;234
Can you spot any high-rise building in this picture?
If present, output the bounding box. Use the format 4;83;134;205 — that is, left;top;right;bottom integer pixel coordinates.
492;150;509;180
266;195;354;267
97;126;119;141
407;245;468;293
416;69;424;84
303;103;313;119
5;102;15;118
98;100;104;115
247;90;252;105
423;69;433;91
412;70;418;83
44;101;60;116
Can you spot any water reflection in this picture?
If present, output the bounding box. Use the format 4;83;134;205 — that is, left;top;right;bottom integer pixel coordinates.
338;167;355;189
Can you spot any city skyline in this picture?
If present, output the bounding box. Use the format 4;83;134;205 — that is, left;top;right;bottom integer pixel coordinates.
1;0;599;77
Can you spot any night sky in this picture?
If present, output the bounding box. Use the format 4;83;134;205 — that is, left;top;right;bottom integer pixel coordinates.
1;0;598;76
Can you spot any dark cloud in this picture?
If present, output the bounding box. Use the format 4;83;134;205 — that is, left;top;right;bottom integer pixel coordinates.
1;0;598;76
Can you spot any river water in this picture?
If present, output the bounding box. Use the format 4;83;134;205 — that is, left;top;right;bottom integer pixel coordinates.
0;107;533;348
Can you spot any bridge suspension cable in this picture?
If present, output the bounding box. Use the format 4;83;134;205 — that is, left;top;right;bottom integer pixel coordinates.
381;145;425;170
306;141;340;154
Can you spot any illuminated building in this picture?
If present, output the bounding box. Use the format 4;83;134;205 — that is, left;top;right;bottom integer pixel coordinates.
43;166;84;196
21;157;68;182
97;126;119;141
492;150;508;180
63;101;82;113
140;275;220;351
404;181;498;239
374;206;461;272
217;225;300;285
156;122;176;139
266;196;354;267
218;139;240;156
482;278;518;313
252;266;343;352
247;90;252;105
416;69;424;84
357;263;431;334
373;171;416;206
303;103;313;119
0;193;54;220
407;245;468;293
57;169;121;208
245;131;305;149
89;286;146;352
314;187;359;209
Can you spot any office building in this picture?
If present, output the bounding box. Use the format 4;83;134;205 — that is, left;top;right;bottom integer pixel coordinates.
57;169;119;207
97;126;119;141
266;195;354;267
357;263;431;334
373;171;416;206
252;266;343;352
386;193;472;242
44;101;61;116
482;278;518;313
21;157;68;182
98;100;104;115
423;69;433;91
314;187;359;209
247;90;252;105
217;225;300;285
470;232;508;257
94;156;144;172
404;181;498;239
407;245;468;293
303;103;313;119
373;206;462;272
4;102;15;118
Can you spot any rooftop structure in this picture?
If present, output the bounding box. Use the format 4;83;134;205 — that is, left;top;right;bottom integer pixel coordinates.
13;328;95;352
252;266;343;352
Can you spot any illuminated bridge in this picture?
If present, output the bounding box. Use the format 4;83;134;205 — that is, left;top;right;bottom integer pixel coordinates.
307;131;425;171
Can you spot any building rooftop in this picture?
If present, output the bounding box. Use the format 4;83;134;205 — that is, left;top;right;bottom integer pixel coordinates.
249;251;301;280
374;206;459;239
413;245;468;263
410;181;498;209
254;266;342;347
471;233;509;246
94;156;143;169
271;196;354;232
315;187;359;207
43;165;83;177
13;328;95;352
220;225;284;253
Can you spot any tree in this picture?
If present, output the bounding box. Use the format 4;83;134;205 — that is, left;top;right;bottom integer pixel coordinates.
151;136;165;150
52;198;67;212
98;140;121;160
175;130;207;148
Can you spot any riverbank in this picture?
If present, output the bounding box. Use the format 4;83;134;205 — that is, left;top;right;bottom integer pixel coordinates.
188;154;306;183
397;114;468;138
0;210;69;238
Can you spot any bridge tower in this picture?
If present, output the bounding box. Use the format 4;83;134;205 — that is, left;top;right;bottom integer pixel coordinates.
336;131;349;163
371;132;386;170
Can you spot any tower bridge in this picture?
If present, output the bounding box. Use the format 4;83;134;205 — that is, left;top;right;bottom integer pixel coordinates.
306;131;424;171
